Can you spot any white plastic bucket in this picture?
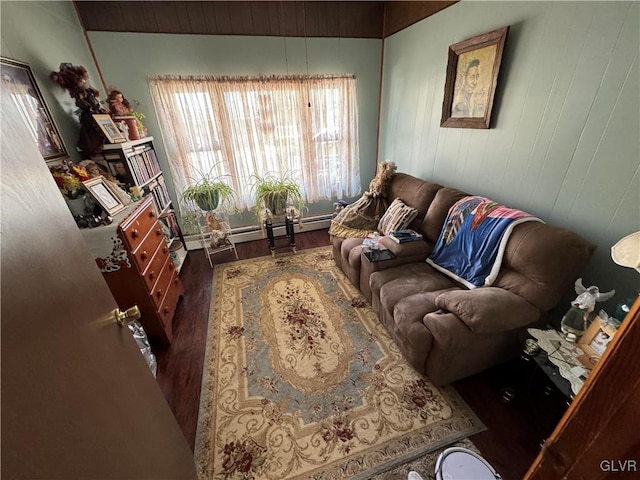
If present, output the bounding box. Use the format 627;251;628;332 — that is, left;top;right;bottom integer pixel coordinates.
435;447;502;480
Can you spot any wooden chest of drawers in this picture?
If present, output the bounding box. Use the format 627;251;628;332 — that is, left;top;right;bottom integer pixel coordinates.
101;197;183;344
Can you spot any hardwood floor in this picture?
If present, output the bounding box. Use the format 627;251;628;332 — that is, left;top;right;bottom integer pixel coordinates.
155;229;546;480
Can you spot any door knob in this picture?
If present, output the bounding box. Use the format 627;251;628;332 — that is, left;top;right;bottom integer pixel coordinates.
114;306;141;327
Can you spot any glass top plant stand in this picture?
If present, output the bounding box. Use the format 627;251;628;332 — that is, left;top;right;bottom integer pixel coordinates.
259;208;300;257
198;209;237;268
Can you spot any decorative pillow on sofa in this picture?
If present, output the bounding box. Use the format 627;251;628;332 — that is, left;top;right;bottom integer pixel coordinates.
377;198;418;235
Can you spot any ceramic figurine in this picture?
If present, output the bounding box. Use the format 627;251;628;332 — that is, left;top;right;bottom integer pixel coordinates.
561;278;615;341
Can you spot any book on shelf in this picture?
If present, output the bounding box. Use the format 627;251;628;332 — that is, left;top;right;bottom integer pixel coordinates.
125;144;149;155
95;152;122;161
159;211;181;239
150;177;171;213
388;229;423;243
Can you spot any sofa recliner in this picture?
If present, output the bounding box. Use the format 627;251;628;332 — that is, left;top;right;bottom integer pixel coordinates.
331;173;595;385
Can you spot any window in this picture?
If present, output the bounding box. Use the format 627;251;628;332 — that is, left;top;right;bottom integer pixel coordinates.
148;74;361;212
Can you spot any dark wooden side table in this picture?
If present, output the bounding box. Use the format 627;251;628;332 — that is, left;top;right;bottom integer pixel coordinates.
528;348;575;401
492;339;574;441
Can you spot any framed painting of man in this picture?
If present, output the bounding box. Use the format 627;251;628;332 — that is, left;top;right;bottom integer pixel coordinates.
441;26;509;129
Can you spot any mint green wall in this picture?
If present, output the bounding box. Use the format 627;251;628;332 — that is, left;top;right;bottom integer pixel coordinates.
86;31;382;221
3;1;637;307
379;1;640;309
1;1;102;163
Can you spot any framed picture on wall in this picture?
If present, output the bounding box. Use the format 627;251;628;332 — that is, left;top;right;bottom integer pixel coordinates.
441;26;509;129
1;56;69;162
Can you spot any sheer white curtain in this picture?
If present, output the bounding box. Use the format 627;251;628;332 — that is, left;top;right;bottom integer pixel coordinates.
148;74;361;212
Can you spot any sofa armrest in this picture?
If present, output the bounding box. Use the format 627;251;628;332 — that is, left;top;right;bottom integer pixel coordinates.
362;237;431;278
435;288;540;333
379;236;432;259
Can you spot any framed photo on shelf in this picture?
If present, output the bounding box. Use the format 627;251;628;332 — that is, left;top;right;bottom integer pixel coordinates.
106;159;134;189
83;176;126;216
92;114;127;143
577;316;617;369
441;26;509;129
1;56;69;162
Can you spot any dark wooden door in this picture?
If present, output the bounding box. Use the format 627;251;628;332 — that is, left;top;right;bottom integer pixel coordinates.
524;296;640;479
1;91;196;478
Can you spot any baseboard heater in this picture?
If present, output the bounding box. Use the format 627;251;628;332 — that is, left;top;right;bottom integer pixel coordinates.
184;213;333;251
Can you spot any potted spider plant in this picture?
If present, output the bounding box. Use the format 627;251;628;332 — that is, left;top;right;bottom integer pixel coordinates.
181;167;235;212
249;171;304;217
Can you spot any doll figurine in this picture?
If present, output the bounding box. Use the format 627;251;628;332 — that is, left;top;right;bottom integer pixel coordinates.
50;63;104;113
107;90;134;117
50;63;107;156
107;89;146;139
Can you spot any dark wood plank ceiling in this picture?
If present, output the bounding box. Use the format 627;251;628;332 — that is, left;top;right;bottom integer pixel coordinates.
383;1;456;37
74;1;456;39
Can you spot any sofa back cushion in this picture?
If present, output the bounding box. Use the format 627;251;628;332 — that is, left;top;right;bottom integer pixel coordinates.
494;222;596;311
385;174;595;314
421;187;469;244
389;174;443;231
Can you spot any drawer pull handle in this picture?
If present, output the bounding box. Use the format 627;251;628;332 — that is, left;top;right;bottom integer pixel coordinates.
164;306;170;313
140;251;148;260
168;263;174;271
131;229;139;238
156;229;162;236
163;246;169;254
156;290;163;298
149;211;155;218
148;271;155;280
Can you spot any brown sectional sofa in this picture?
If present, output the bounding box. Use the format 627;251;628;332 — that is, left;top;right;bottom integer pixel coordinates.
331;173;595;385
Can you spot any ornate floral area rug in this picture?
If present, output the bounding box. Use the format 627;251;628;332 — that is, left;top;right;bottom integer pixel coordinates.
195;247;484;480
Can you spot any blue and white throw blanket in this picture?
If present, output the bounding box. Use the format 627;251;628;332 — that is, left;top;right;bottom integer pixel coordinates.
427;196;543;288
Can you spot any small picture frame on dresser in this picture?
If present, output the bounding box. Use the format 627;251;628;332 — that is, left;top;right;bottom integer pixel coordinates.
83;176;126;216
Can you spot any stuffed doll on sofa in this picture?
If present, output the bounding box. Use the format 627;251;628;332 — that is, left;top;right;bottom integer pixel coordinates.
329;161;397;238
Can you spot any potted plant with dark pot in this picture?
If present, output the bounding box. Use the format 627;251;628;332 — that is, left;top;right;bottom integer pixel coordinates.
250;170;305;218
181;168;235;212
